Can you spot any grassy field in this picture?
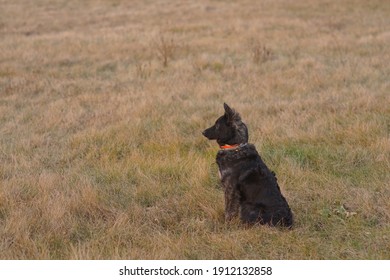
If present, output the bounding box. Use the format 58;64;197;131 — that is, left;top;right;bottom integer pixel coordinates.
0;0;389;259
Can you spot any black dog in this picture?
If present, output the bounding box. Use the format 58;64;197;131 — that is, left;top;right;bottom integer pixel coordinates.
203;103;293;227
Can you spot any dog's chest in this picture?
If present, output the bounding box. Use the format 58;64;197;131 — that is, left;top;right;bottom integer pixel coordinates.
216;161;239;183
217;166;230;180
216;144;258;182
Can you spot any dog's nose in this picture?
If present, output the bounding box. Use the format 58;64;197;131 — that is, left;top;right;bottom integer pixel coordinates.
202;130;207;136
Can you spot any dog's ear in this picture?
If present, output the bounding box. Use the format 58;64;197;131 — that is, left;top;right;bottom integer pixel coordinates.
223;103;234;115
223;103;241;123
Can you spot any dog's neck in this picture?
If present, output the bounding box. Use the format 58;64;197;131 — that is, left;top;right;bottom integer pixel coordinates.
219;144;240;150
216;143;258;163
219;143;247;150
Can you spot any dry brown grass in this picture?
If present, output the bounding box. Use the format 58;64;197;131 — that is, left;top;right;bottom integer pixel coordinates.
0;0;389;259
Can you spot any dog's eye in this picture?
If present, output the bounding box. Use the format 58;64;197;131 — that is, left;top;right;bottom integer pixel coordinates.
215;123;220;129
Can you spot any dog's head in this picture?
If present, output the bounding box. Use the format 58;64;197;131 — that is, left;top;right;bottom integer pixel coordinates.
202;103;248;147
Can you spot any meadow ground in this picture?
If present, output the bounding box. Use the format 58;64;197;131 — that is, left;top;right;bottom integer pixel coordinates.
0;0;389;259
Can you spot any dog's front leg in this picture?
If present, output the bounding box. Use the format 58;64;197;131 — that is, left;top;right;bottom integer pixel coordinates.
224;183;240;222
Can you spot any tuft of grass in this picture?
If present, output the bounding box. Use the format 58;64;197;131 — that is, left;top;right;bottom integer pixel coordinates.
153;35;178;68
251;42;274;65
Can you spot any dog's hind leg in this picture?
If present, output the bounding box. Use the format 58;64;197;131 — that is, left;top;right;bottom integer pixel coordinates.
240;203;262;224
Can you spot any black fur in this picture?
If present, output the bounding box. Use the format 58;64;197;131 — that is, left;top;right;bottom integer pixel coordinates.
203;103;293;228
203;103;248;146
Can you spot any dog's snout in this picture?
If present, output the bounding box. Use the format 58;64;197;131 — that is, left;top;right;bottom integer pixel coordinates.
202;130;206;136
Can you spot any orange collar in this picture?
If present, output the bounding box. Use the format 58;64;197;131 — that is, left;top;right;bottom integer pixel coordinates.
219;144;240;150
